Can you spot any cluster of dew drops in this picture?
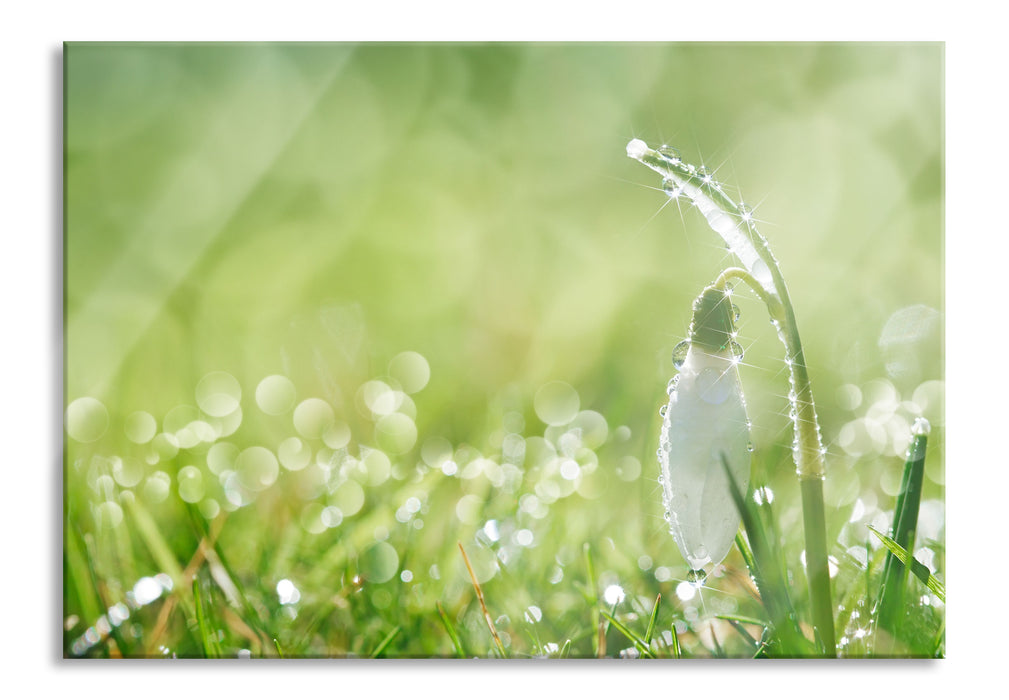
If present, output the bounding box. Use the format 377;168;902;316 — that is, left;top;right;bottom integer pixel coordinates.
651;142;825;471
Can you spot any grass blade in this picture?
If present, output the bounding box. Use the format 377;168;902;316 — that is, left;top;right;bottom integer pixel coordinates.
583;543;601;657
192;577;221;659
644;593;661;644
868;526;944;602
64;521;103;639
599;610;654;658
876;431;929;632
369;626;401;659
721;454;811;656
669;622;682;659
436;602;467;659
721;617;760;651
458;542;506;658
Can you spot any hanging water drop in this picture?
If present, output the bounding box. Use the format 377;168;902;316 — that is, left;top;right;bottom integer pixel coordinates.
731;304;741;322
687;568;707;585
730;341;744;361
666;376;679;395
662;177;682;198
747;440;755;453
658;404;668;417
671;340;690;369
663;509;672;523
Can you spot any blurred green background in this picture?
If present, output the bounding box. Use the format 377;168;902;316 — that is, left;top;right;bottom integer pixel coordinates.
64;43;943;658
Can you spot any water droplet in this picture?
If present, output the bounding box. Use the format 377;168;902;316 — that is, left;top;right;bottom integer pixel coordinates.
662;177;682;198
730;341;744;360
626;138;648;160
658;144;681;164
747;441;754;453
731;304;741;322
738;202;753;221
687;568;707;584
697;165;710;182
912;416;931;436
663;509;672;522
666;376;679;395
671;340;690;369
658;404;667;417
685;163;697;176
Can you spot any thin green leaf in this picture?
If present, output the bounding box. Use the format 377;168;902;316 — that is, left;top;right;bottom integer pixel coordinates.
599;610;654;658
721;455;810;656
868;526;944;602
370;626;401;659
877;432;928;632
436;602;467;659
669;622;682;659
644;594;661;644
192;578;221;659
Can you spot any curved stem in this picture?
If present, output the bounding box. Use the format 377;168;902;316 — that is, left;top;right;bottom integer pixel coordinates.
629;139;837;655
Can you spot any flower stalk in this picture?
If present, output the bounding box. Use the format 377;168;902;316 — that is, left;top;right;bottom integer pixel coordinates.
628;138;836;655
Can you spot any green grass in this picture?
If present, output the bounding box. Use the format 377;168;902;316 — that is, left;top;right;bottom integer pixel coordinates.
63;42;943;660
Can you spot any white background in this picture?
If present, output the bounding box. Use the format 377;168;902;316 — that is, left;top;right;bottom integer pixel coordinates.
0;1;1000;696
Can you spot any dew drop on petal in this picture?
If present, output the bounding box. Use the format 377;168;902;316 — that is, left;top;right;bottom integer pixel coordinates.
671;340;690;369
912;416;931;437
687;568;707;584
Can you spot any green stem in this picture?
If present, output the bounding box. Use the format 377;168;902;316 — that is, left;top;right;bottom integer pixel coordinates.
631;141;835;654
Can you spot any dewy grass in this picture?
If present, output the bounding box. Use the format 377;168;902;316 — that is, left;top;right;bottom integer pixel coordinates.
628;138;836;655
875;417;931;637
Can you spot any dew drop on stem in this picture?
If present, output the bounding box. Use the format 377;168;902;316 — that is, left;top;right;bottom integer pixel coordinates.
658;144;681;164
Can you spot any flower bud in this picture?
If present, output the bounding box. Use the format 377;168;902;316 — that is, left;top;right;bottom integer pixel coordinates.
658;287;751;572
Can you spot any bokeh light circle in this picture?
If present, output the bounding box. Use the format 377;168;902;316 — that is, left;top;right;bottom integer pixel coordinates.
534;381;580;426
66;397;109;443
195;371;242;417
255;375;297;415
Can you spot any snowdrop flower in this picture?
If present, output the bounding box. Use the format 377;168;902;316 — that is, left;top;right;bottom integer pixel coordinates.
659;286;751;573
